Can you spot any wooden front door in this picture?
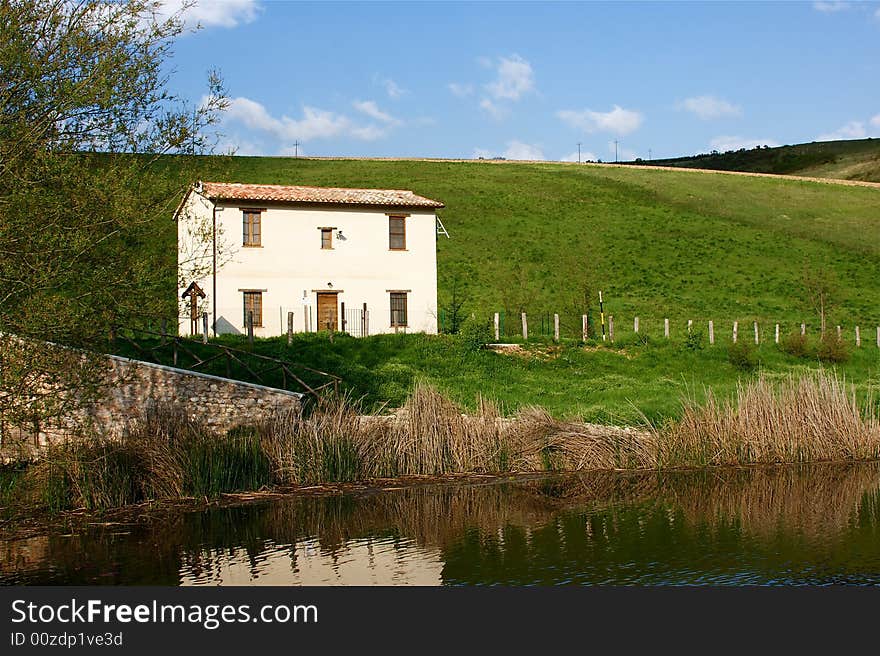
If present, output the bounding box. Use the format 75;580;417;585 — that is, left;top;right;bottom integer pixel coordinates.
316;292;339;331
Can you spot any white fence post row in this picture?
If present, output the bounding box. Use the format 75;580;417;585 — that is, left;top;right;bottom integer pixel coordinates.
775;324;780;344
634;316;639;333
855;326;861;347
664;318;669;339
708;320;714;345
733;321;738;343
609;315;614;343
521;312;528;341
582;314;588;342
687;319;693;333
493;312;500;342
877;326;880;348
837;325;842;339
801;323;806;336
754;321;759;345
553;313;560;342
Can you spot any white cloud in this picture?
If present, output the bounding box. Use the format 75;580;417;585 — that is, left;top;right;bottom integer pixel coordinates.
224;97;392;149
560;150;597;162
382;78;406;99
813;1;850;12
709;135;781;152
155;0;261;29
448;83;475;98
870;114;880;127
473;141;545;161
678;95;742;120
479;98;508;120
557;105;643;136
485;55;535;101
817;121;866;141
353;100;398;124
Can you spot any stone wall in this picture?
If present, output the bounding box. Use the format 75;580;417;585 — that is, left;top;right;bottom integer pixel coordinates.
31;355;302;447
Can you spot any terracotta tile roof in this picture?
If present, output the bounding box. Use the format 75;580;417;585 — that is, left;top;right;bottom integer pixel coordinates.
198;182;444;209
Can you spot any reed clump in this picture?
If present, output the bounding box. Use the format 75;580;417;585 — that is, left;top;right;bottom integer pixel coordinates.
658;371;880;467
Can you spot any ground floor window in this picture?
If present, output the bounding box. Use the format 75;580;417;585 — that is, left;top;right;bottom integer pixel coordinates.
390;291;408;327
243;290;263;327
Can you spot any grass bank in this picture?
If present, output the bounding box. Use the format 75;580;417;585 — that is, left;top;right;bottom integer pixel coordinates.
2;372;879;517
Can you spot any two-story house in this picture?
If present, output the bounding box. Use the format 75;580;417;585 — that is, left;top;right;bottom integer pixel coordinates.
175;181;444;337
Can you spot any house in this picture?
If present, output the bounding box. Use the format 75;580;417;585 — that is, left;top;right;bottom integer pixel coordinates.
175;181;445;338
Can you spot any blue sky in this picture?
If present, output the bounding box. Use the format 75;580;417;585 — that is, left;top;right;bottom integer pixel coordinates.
164;0;880;161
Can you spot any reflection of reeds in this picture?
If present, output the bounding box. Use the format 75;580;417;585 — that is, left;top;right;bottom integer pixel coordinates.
659;373;880;467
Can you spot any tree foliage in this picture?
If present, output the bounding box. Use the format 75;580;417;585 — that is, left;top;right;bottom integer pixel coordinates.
0;0;228;440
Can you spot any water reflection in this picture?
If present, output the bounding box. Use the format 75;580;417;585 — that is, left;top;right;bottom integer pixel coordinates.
3;464;880;585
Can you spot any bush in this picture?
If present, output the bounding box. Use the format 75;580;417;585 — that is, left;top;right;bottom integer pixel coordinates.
683;330;704;352
780;332;809;358
728;341;758;371
816;335;850;363
457;317;494;352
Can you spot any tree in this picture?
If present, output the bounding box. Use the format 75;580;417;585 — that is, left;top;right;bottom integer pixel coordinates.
801;263;839;337
0;0;229;442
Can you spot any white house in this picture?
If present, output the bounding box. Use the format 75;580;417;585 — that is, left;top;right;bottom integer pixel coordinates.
175;181;444;338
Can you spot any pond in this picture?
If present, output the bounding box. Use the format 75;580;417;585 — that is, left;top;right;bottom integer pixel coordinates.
3;464;880;585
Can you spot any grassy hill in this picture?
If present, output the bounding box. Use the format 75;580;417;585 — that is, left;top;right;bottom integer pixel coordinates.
116;154;880;423
634;138;880;183
158;155;880;335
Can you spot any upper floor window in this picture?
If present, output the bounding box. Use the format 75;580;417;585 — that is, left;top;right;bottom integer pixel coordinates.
242;209;262;246
389;215;406;250
320;227;334;250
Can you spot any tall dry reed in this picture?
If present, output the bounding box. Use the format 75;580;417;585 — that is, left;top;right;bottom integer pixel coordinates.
658;371;880;467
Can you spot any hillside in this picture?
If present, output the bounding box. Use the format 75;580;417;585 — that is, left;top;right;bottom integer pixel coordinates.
156;155;880;338
633;139;880;183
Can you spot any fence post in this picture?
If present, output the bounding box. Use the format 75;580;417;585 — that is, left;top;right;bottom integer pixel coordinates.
553;313;560;342
855;326;860;347
363;302;368;337
521;312;528;341
287;311;294;345
708;320;714;345
687;319;692;333
634;316;639;333
754;321;759;345
801;323;806;336
247;311;254;346
582;314;588;341
494;312;500;342
877;326;880;349
202;313;208;344
664;318;669;339
341;302;346;333
609;315;614;343
836;325;842;339
733;321;738;343
775;323;780;344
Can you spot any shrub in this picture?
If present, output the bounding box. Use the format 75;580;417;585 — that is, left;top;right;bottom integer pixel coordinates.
728;341;758;371
780;332;809;358
683;330;704;352
457;317;494;352
816;334;850;363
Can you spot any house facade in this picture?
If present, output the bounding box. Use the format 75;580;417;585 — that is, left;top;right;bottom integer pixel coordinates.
176;181;444;338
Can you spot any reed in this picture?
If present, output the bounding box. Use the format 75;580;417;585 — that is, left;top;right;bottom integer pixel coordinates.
658;371;880;467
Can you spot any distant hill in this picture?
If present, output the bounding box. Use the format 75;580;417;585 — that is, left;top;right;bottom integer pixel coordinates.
630;139;880;183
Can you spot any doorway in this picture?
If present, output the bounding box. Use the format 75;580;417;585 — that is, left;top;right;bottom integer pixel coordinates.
316;292;339;331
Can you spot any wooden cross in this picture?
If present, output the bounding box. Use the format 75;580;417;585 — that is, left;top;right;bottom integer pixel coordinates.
181;282;206;335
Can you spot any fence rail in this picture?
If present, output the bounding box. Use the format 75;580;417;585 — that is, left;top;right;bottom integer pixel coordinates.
113;325;341;398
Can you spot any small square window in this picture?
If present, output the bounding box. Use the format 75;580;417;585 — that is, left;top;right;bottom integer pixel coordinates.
321;227;333;249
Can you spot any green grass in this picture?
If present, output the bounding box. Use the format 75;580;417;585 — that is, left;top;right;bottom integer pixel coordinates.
639;138;880;182
152;153;880;330
113;330;880;426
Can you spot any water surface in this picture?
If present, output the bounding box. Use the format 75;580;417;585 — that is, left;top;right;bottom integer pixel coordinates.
3;464;880;585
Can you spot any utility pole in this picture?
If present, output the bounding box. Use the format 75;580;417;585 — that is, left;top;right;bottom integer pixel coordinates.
293;140;300;157
577;142;582;164
648;148;652;161
614;140;619;163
